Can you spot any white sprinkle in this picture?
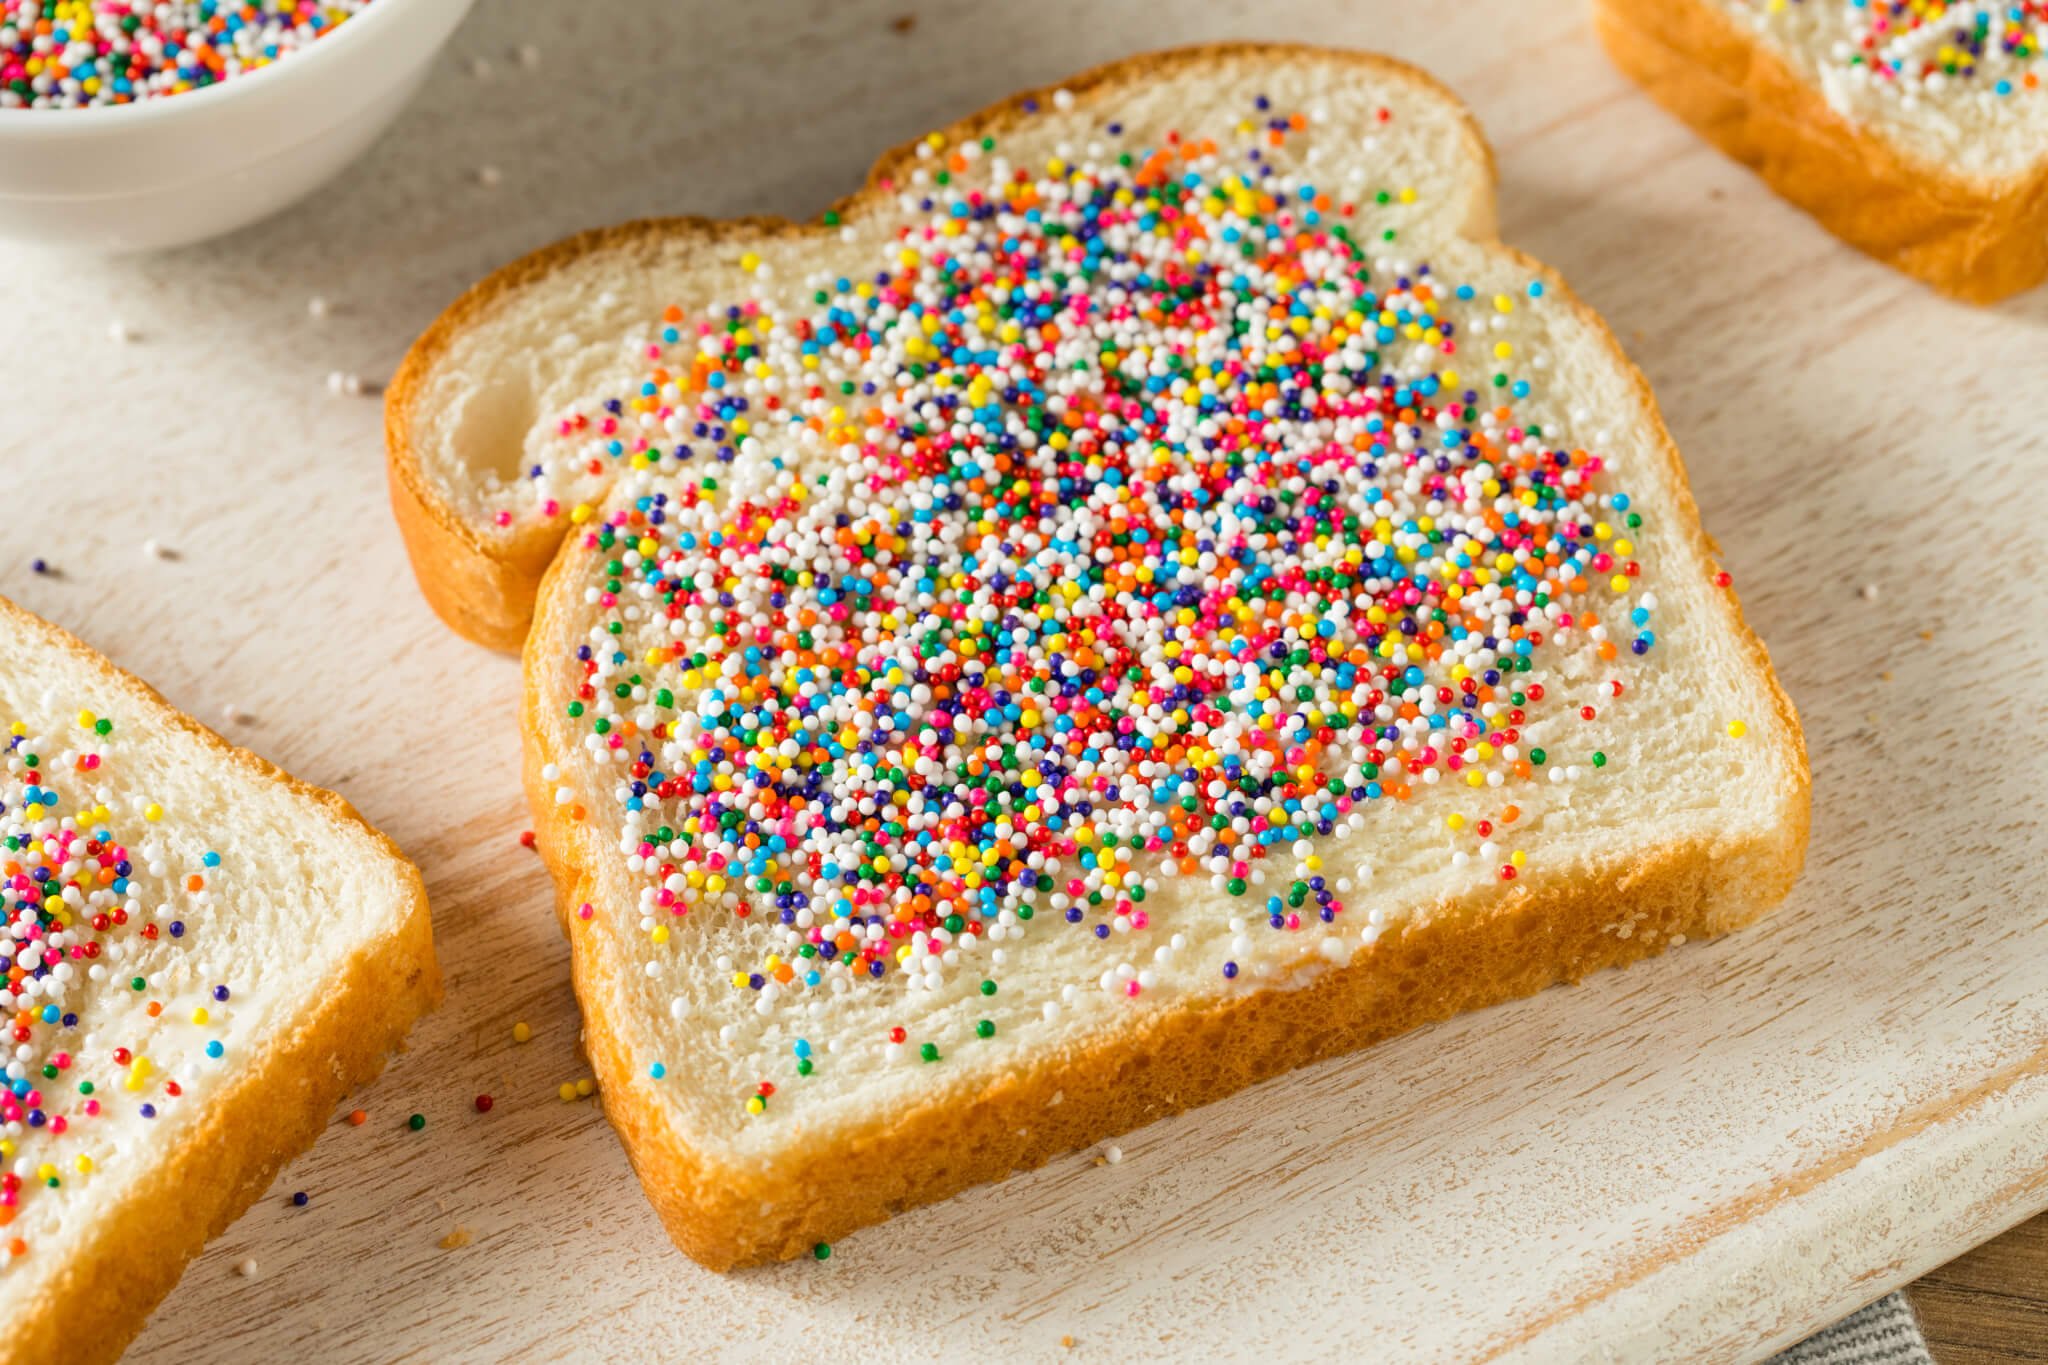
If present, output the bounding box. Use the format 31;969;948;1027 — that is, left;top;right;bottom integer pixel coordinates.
107;320;132;344
477;164;502;188
142;539;165;561
517;43;541;68
1101;1144;1122;1165
236;1258;258;1278
307;296;329;320
223;704;242;725
1859;583;1880;601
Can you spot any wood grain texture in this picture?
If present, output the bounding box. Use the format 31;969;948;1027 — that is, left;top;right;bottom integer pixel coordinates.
1912;1213;2048;1364
0;1;2040;1360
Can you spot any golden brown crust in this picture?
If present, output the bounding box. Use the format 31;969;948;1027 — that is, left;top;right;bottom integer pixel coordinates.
479;44;1811;1271
527;667;1803;1271
1594;0;2048;305
382;41;1497;651
0;595;441;1362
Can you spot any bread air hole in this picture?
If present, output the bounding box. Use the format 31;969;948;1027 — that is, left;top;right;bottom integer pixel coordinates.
449;371;538;486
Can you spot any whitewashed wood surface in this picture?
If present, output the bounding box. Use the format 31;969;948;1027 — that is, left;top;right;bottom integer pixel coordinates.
1;1;2044;1360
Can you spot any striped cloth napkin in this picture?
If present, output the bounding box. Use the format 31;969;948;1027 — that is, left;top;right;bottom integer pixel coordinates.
1770;1293;1932;1365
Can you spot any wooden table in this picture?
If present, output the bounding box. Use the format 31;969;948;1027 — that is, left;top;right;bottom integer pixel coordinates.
1913;1214;2048;1363
2;1;2043;1360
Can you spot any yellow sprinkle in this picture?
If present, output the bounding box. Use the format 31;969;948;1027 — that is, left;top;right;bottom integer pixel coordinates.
190;1007;208;1025
74;1155;92;1175
512;1021;532;1044
1727;720;1748;738
75;710;95;729
745;1095;766;1115
739;252;761;273
144;804;162;823
557;1082;577;1102
124;1057;152;1092
575;1078;595;1097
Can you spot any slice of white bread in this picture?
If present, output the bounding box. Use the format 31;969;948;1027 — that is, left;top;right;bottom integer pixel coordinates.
0;595;438;1362
388;43;1809;1269
1595;0;2048;303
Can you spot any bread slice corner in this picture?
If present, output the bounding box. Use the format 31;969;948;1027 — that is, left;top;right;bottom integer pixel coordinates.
0;594;438;1361
1594;0;2048;304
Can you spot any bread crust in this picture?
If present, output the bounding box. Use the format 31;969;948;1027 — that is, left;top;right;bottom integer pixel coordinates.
0;595;441;1363
479;44;1812;1270
1594;0;2048;305
384;41;1500;652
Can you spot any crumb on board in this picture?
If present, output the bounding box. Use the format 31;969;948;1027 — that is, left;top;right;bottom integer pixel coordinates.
891;14;915;33
439;1226;473;1250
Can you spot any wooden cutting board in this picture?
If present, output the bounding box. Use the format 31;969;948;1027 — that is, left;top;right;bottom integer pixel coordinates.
3;1;2042;1359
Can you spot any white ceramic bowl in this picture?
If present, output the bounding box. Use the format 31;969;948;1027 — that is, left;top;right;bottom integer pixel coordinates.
0;0;473;251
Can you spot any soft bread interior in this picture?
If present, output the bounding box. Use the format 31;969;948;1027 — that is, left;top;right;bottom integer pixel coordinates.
1699;0;2048;180
499;50;1805;1179
0;603;423;1314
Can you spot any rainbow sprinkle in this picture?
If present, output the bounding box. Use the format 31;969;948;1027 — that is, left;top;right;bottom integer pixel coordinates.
1;1;376;110
1740;0;2046;98
0;708;233;1261
536;92;1688;1117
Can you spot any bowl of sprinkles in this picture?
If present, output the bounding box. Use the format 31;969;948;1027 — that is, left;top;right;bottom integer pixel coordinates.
0;0;472;250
